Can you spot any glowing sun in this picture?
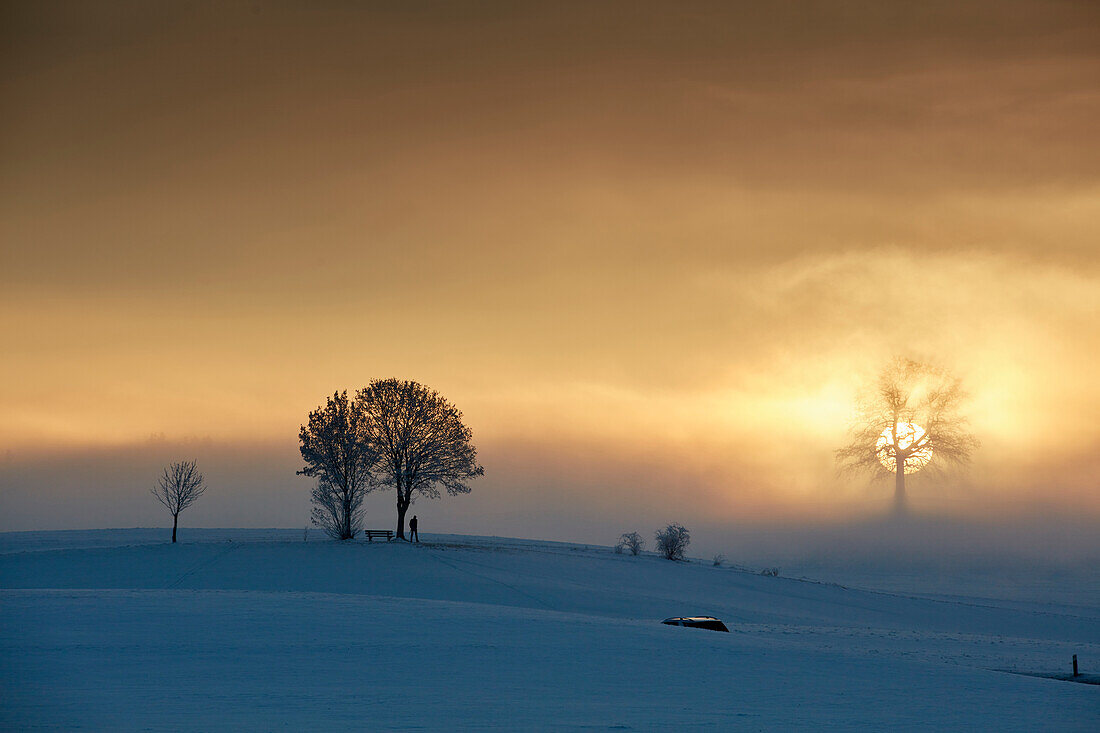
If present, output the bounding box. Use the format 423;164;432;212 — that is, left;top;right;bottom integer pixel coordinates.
876;422;933;474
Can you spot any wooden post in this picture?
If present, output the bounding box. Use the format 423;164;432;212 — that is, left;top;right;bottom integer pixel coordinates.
1072;654;1078;677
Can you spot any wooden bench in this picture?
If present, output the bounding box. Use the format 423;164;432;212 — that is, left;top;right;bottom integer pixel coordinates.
363;529;395;542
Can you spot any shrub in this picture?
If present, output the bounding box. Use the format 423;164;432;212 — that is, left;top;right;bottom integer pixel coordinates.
712;553;725;567
654;523;690;561
618;531;645;556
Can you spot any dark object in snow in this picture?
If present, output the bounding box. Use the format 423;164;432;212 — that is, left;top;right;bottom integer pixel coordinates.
662;616;729;632
363;529;395;542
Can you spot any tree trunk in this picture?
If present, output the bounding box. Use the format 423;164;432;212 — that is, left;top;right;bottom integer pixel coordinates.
343;495;352;540
172;513;178;543
894;456;907;516
396;494;408;540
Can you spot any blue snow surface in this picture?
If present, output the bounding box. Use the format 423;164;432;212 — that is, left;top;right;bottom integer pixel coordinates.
1;528;1097;731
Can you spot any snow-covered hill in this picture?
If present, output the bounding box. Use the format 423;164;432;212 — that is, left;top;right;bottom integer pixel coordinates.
2;529;1097;730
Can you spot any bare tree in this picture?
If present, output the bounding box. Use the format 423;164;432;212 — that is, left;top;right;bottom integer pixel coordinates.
298;391;379;540
358;379;484;540
655;523;690;561
150;460;207;543
836;358;979;515
712;553;726;567
617;531;645;556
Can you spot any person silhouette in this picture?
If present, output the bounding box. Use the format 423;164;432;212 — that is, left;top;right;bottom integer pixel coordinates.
409;515;419;543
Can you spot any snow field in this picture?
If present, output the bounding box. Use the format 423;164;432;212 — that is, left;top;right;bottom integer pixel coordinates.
1;529;1097;730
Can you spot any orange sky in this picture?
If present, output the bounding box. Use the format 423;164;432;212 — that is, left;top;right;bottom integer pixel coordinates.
2;1;1099;533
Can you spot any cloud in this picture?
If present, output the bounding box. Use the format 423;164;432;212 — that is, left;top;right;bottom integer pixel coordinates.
0;2;1097;532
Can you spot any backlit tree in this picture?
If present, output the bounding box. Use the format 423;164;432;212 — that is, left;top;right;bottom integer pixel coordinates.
836;358;979;515
298;391;379;540
655;523;690;561
150;460;207;543
358;379;483;540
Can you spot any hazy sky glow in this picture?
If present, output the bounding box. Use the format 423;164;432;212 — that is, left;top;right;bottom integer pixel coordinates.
2;1;1098;543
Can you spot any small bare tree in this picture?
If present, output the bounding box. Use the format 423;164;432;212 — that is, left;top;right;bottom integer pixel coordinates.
836;358;979;515
150;460;207;543
358;379;483;540
655;523;690;561
712;553;726;567
617;531;645;556
298;391;379;540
